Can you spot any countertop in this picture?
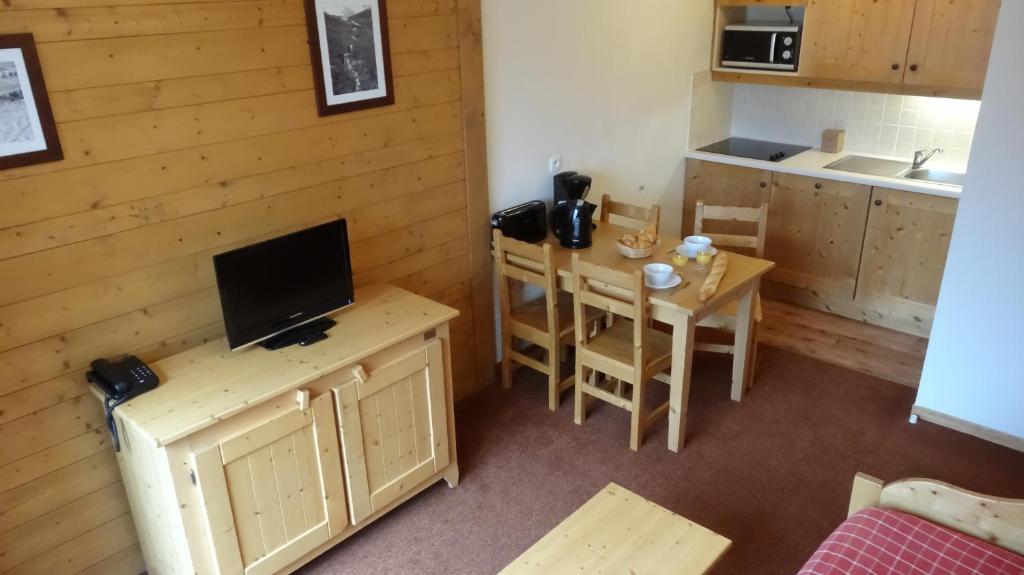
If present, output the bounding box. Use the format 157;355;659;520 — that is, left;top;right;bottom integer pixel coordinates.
686;147;963;199
97;284;459;447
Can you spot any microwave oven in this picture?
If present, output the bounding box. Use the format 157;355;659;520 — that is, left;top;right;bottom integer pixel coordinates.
720;24;801;71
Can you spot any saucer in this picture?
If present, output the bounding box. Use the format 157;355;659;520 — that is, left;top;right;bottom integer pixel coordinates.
675;245;718;259
647;273;682;290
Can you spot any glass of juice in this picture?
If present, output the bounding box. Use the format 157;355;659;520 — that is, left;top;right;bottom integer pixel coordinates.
696;247;713;272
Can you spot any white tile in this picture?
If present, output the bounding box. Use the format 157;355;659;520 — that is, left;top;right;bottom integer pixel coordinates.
883;107;903;125
869;93;887;106
886;94;905;109
880;124;899;141
896;126;917;147
865;106;885;123
914;128;935;148
877;139;897;156
900;109;920;127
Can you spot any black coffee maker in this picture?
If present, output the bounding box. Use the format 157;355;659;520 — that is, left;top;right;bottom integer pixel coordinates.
551;171;596;249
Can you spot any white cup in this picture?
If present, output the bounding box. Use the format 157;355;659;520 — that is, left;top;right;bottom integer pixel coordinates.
643;263;674;286
683;235;713;257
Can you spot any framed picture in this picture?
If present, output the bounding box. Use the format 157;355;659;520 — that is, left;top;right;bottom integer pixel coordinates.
0;34;62;171
303;0;394;116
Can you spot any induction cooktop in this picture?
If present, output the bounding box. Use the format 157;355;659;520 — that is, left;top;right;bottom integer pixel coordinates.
697;137;811;162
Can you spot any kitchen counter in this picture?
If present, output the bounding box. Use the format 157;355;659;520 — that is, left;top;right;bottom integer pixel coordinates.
686;148;963;198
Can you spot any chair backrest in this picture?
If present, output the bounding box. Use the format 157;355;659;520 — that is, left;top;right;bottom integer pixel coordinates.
570;253;648;373
694;201;769;258
492;229;559;336
599;194;662;234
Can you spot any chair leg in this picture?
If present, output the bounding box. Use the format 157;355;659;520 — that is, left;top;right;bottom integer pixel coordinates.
501;330;513;390
746;322;760;391
629;379;646;451
547;345;560;411
574;357;586;425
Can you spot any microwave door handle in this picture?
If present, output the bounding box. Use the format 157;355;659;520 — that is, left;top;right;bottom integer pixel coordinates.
769;33;777;64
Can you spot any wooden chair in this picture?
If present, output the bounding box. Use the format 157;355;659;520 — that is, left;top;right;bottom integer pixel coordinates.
570;254;673;450
599;194;662;233
493;229;602;411
693;201;768;393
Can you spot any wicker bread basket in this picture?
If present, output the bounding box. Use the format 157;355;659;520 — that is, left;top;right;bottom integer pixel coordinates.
616;240;658;259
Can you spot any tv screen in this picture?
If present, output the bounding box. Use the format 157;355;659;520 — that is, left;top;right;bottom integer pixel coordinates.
213;219;354;350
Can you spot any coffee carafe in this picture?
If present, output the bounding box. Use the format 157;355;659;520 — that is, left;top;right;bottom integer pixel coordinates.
550;172;595;249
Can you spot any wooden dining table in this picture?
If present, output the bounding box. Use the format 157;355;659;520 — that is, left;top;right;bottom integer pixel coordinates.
527;222;775;451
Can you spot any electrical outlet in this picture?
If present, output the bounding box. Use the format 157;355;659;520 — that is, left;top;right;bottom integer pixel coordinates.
548;155;562;174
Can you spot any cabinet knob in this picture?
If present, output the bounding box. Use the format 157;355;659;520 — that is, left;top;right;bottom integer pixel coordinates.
874;199;883;207
759;181;767;188
814;183;823;190
351;364;369;384
909;64;918;72
892;63;900;70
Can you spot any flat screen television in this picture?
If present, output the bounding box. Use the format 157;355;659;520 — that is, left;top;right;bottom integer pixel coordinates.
213;219;354;350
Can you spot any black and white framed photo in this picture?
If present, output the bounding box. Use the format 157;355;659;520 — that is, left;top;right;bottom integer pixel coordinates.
0;34;62;171
303;0;394;116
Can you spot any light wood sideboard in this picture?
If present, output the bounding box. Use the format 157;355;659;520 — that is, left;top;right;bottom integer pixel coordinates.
91;284;460;575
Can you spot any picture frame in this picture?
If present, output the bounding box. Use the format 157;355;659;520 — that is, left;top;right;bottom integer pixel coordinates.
0;34;62;171
303;0;395;117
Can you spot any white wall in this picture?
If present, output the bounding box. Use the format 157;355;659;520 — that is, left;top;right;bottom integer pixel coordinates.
731;85;980;170
482;0;713;239
915;0;1024;441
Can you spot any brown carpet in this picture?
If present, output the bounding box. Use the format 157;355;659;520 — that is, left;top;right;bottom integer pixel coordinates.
301;345;1024;575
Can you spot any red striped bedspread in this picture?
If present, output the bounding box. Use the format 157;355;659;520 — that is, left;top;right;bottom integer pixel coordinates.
799;507;1024;574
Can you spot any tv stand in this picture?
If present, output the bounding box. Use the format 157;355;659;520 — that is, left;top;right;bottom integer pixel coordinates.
260;316;338;350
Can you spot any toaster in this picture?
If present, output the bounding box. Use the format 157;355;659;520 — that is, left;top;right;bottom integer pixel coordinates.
491;201;548;244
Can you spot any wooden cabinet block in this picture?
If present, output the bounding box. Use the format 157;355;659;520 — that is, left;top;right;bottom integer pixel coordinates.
855;187;958;336
765;173;872;301
683;159;771;239
904;0;1001;92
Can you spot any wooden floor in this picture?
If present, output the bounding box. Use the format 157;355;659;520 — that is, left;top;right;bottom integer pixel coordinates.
757;298;928;388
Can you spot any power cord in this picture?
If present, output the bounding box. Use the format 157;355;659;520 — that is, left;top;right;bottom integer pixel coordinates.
785;5;795;25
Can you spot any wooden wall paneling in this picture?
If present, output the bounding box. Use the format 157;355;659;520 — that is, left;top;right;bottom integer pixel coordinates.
455;0;495;393
0;0;488;571
0;100;461;229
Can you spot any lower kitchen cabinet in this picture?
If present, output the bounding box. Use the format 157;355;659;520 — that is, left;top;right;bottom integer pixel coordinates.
683;158;772;237
685;160;959;337
765;173;872;301
855;187;958;335
332;339;450;524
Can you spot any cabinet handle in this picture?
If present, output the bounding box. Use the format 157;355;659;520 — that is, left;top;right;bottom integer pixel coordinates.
909;64;918;72
296;389;310;410
759;181;767;188
351;364;369;384
891;63;900;70
874;199;883;207
814;183;823;190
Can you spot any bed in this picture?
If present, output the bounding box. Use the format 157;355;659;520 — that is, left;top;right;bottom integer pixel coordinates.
799;473;1024;574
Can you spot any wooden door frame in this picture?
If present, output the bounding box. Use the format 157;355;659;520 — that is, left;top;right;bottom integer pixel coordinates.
457;0;496;395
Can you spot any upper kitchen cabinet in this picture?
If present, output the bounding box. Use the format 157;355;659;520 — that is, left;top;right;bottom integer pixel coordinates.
903;0;1001;92
800;0;917;84
711;0;1002;98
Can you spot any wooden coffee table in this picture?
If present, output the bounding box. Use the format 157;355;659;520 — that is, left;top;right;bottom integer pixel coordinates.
500;483;731;574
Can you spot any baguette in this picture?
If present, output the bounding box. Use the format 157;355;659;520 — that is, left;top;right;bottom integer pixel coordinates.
699;252;729;302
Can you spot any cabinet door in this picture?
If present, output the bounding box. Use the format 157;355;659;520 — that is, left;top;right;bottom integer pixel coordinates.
332;339;449;525
855;187;957;336
903;0;1000;92
765;173;872;301
683;159;771;238
800;0;917;83
191;392;346;575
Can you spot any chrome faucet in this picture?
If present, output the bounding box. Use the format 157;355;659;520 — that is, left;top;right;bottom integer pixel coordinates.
912;148;944;170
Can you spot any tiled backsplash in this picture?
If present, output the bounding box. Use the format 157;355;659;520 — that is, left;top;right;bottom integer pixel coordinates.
731;84;981;170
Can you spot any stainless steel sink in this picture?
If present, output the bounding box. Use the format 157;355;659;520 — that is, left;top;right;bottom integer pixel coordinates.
824;155;912;178
824;154;965;187
900;168;966;187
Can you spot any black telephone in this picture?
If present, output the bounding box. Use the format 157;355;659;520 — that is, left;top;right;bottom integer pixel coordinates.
87;356;159;451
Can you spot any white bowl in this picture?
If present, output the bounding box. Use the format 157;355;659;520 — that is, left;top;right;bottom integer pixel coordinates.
683;235;713;257
643;263;674;286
